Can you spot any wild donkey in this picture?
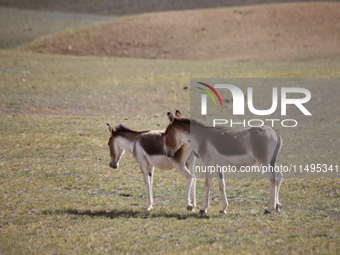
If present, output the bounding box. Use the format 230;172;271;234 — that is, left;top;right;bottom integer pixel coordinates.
163;112;283;214
107;112;196;211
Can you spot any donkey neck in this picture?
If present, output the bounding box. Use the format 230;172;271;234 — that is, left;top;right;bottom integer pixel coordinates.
116;132;140;154
187;121;209;153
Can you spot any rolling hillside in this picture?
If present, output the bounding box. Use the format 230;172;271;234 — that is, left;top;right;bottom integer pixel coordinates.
0;0;333;15
20;2;340;62
0;8;113;49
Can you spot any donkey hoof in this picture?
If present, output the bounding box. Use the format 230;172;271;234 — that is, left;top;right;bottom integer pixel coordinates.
264;209;271;214
276;203;282;212
199;209;207;214
186;205;194;211
145;205;153;211
219;210;227;214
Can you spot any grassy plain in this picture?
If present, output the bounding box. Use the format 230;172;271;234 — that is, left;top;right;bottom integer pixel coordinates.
1;2;340;254
1;50;339;254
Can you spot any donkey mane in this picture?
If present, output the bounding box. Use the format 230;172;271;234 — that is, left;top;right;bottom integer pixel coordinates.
114;124;148;134
177;118;246;131
175;118;208;128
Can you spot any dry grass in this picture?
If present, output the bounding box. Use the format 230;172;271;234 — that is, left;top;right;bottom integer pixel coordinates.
1;50;340;254
21;2;340;62
1;67;339;252
1;2;340;253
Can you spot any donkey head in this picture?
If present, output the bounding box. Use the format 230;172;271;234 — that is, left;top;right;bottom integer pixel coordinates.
107;123;125;169
163;110;188;157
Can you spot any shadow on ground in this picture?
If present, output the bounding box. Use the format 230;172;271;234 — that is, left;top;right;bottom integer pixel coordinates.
42;208;210;220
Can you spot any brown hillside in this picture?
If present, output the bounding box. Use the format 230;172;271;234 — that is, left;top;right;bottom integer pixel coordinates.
21;2;340;62
0;0;333;15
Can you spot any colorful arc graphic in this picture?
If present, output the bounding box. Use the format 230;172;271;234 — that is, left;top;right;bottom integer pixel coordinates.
196;87;217;105
196;82;223;106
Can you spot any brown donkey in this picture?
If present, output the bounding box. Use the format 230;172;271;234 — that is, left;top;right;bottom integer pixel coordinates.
107;112;196;211
163;111;283;214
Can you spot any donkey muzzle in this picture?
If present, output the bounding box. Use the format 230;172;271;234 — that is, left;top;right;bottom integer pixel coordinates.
109;161;118;169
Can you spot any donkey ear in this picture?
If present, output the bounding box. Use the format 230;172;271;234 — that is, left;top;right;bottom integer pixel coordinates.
175;110;181;117
167;112;175;123
107;123;115;134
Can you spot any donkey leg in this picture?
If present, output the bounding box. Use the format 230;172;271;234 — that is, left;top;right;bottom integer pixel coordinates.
275;172;283;212
264;170;283;213
191;177;197;210
265;176;277;214
178;166;194;211
144;173;153;211
170;157;194;211
217;172;228;213
187;153;197;210
149;166;155;206
139;162;153;211
200;172;213;214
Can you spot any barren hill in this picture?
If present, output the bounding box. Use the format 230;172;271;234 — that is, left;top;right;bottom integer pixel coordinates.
0;0;333;15
21;2;340;62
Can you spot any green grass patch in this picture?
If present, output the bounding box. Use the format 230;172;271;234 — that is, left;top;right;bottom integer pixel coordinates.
0;50;339;254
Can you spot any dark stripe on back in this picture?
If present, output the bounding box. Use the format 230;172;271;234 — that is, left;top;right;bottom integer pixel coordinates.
138;132;165;156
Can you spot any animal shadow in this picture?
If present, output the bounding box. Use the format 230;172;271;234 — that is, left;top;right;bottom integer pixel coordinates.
42;208;210;220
